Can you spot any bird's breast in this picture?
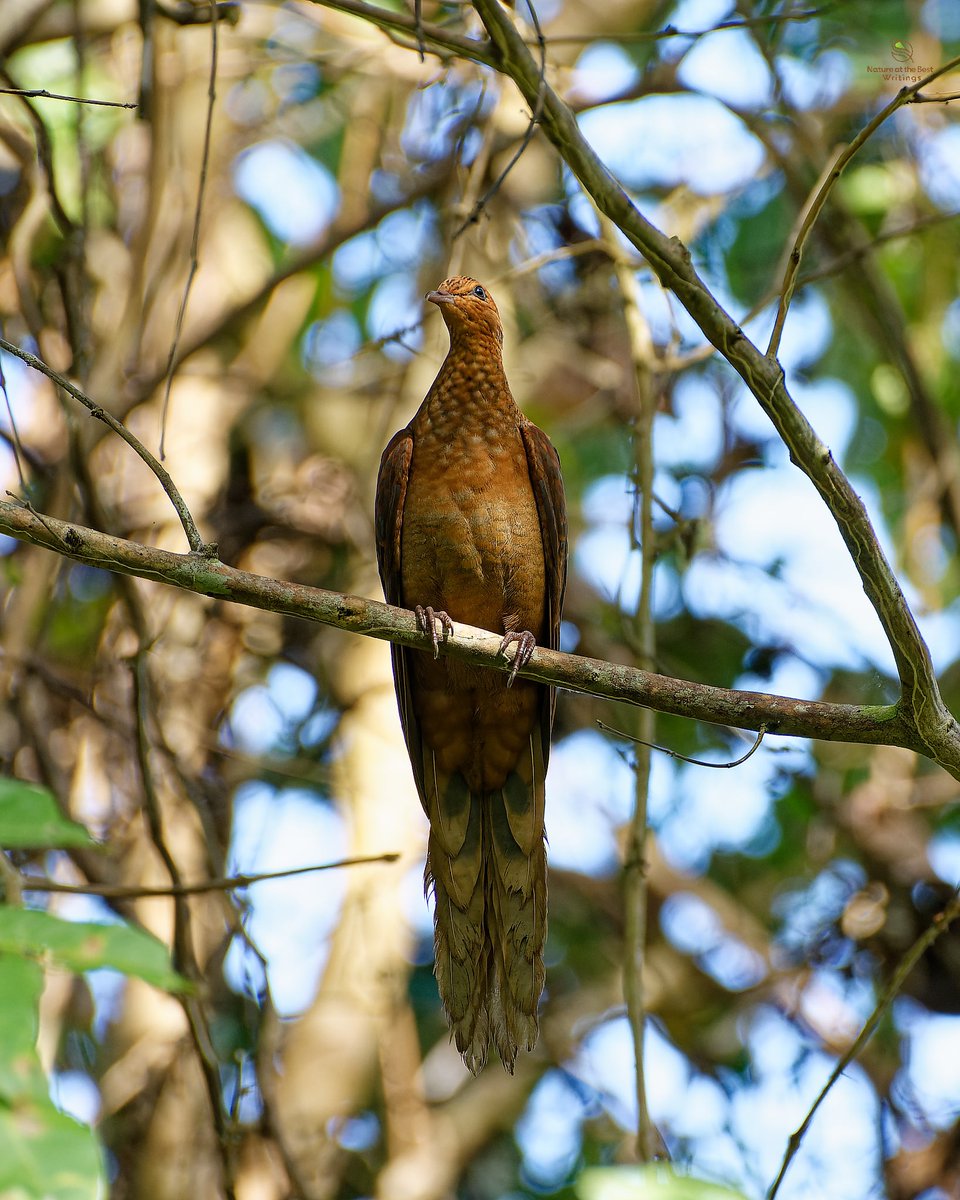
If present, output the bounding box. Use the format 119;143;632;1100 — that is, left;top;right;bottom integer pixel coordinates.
400;414;546;639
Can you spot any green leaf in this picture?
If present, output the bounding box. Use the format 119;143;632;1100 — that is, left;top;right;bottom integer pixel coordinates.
0;954;105;1198
0;908;189;993
577;1166;750;1200
0;955;48;1107
0;780;95;850
0;1101;105;1200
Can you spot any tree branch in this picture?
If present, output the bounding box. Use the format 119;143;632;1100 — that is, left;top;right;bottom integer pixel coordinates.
308;0;498;65
767;61;960;357
466;0;960;772
0;337;209;553
0;498;951;769
19;854;401;900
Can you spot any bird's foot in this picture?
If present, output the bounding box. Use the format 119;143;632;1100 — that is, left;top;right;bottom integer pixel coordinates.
415;605;454;659
499;630;537;687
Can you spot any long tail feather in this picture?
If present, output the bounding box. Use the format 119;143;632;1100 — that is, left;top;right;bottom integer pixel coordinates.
429;744;547;1073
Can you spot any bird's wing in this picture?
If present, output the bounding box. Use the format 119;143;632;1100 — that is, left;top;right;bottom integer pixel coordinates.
374;426;412;607
374;427;428;800
520;419;568;770
520;420;567;654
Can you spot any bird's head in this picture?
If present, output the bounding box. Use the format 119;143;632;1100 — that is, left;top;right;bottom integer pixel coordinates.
426;276;503;346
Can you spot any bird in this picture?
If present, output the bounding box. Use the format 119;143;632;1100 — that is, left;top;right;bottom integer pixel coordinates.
375;275;567;1073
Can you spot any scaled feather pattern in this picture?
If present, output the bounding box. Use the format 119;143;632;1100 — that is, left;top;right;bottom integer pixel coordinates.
375;276;567;1072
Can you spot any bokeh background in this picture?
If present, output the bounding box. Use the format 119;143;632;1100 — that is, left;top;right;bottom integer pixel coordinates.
2;0;960;1196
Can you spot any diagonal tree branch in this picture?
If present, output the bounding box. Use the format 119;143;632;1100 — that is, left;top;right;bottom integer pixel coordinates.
465;0;960;771
1;497;955;771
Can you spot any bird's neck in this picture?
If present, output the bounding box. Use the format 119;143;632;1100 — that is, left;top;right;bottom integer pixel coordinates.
418;334;519;428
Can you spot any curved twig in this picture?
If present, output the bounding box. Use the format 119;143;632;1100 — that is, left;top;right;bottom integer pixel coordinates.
767;55;960;357
767;889;960;1199
0;338;210;553
599;720;767;769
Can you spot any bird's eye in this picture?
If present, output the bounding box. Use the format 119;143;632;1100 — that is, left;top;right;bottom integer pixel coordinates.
472;285;487;300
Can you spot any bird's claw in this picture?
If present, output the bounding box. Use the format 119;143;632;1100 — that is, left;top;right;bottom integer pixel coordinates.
415;605;454;659
499;630;537;687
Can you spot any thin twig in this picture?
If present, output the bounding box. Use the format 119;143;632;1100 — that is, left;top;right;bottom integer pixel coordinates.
308;0;498;66
767;58;960;357
0;337;209;553
20;854;401;899
0;352;28;492
132;646;238;1200
131;156;458;400
0;68;76;238
413;0;424;60
536;6;830;45
599;720;768;769
454;0;548;236
600;211;659;1161
0;86;136;108
767;144;846;358
767;890;960;1199
159;1;219;458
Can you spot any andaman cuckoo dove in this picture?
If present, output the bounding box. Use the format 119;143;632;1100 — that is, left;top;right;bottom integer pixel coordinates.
375;276;567;1073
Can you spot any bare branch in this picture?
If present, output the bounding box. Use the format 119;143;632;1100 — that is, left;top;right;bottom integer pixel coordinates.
20;854;401;899
0;497;950;769
308;0;498;65
767;58;960;357
768;890;960;1199
0;86;136;108
0;337;210;553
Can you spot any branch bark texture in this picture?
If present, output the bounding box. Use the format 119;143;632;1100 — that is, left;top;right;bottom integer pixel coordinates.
0;499;949;769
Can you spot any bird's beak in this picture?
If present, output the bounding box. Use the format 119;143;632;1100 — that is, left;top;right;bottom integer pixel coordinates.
426;289;455;307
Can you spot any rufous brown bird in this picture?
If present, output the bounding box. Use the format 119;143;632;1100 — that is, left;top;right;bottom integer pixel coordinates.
375;276;567;1073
